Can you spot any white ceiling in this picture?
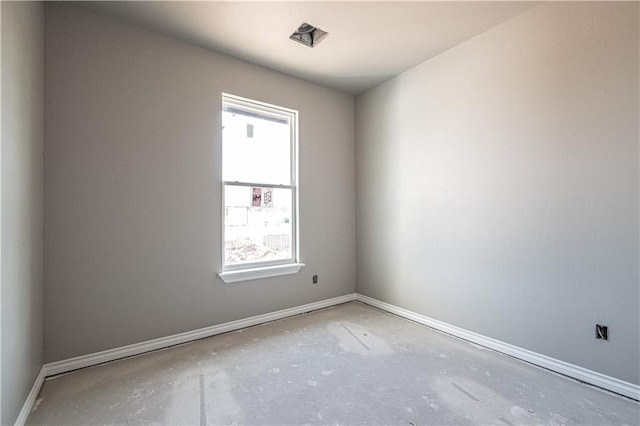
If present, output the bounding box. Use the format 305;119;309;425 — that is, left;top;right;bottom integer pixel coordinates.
76;1;539;95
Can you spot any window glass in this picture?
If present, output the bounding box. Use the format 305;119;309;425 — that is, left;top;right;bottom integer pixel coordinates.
224;185;293;266
222;104;291;185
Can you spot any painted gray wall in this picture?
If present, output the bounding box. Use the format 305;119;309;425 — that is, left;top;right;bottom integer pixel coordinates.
44;3;355;363
1;1;45;424
356;2;639;385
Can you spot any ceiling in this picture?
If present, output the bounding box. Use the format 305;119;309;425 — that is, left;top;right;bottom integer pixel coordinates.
76;1;539;95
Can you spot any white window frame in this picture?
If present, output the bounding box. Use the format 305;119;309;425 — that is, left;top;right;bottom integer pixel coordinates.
218;94;304;283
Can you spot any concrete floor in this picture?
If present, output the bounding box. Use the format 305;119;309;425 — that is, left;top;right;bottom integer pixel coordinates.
28;302;639;425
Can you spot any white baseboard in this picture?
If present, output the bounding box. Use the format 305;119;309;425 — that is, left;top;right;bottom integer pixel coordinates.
16;293;356;424
355;294;640;401
45;293;357;377
14;366;46;426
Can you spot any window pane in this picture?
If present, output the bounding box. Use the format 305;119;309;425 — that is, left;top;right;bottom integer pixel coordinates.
222;105;291;185
224;185;293;266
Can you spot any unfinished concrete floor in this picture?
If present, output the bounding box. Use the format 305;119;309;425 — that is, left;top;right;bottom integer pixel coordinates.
28;302;639;425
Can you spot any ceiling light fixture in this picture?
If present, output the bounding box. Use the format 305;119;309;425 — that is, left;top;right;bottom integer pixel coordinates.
289;22;328;48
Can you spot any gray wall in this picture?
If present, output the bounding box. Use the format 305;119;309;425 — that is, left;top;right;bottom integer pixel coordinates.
356;2;639;384
1;1;45;424
44;3;356;363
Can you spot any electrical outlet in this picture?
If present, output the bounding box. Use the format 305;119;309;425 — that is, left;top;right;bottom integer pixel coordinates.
312;275;318;284
595;324;608;340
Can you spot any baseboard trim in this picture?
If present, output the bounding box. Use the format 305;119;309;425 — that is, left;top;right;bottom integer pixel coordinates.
16;293;356;424
355;294;640;401
14;366;46;426
45;293;356;377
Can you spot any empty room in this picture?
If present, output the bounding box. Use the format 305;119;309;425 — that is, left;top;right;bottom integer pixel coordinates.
1;1;639;425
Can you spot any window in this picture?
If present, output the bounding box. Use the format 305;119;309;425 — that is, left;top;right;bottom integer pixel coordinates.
218;94;304;283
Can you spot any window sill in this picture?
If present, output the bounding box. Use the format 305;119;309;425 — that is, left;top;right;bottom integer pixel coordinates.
218;263;305;284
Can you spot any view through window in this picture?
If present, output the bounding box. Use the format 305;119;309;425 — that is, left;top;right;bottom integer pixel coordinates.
222;94;298;269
